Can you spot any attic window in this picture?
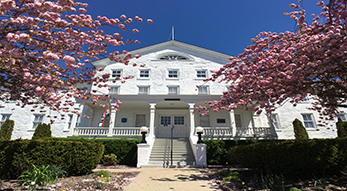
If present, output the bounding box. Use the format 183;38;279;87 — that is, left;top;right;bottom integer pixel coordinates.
159;55;188;60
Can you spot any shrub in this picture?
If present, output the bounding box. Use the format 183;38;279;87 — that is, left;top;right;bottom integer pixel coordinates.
336;118;347;138
43;137;140;166
32;123;52;139
227;139;347;178
293;118;309;140
0;119;14;141
0;139;104;179
102;154;118;166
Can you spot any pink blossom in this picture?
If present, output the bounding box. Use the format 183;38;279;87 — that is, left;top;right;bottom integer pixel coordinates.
147;19;153;23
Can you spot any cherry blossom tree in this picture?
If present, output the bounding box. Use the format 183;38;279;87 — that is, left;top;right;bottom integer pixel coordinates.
0;0;152;114
206;0;347;121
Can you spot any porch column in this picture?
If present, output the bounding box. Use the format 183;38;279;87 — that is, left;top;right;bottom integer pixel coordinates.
189;103;195;136
229;110;236;137
108;108;116;137
149;103;156;136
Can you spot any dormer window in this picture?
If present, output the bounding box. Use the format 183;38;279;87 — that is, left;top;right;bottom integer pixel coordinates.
159;55;188;60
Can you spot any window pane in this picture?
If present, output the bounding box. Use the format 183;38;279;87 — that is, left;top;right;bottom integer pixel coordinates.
138;87;149;94
200;115;210;127
302;114;315;128
168;70;178;78
112;70;121;78
197;70;207;78
109;87;119;94
198;86;208;94
161;116;171;126
174;116;184;125
337;114;347;121
235;114;242;127
135;114;146;127
168;87;178;94
140;70;149;77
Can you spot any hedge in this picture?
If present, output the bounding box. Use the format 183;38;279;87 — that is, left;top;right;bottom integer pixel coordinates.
0;139;104;179
44;137;141;166
203;139;270;164
226;138;347;178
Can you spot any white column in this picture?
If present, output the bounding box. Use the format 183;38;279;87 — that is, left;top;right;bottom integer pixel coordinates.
229;110;236;137
108;108;116;137
195;144;207;167
137;143;151;167
189;103;195;136
149;103;156;136
72;104;84;136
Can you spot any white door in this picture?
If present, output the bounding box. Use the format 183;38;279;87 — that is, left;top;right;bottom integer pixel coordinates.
158;115;187;138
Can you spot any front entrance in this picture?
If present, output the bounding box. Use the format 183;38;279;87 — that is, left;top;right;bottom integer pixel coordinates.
157;115;188;138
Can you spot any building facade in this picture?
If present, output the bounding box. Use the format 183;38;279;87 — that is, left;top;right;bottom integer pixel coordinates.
1;40;344;141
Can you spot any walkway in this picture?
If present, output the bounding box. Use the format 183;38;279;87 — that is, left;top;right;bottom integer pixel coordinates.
103;168;216;191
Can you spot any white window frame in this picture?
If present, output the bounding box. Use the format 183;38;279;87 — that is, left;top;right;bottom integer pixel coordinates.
0;114;11;126
109;86;119;94
168;69;179;78
111;69;122;78
302;114;316;128
139;70;150;78
168;86;179;95
234;114;242;128
138;86;149;95
196;69;207;78
271;113;281;129
33;114;44;129
198;86;209;95
337;113;347;121
67;114;73;130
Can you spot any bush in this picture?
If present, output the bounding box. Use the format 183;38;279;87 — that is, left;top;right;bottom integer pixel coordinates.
0;139;104;179
336;118;347;138
102;154;118;166
32;123;52;139
293;118;309;140
0;119;14;141
227;139;347;178
203;139;267;165
43;137;140;166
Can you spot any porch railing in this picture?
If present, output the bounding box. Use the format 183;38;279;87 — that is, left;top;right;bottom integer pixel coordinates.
73;127;144;137
203;126;272;139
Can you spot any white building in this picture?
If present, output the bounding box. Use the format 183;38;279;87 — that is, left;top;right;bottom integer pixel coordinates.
1;40;345;166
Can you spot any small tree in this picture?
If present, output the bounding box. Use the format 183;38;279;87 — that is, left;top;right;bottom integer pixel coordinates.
293;118;309;140
32;123;52;139
0;119;14;141
336;118;347;138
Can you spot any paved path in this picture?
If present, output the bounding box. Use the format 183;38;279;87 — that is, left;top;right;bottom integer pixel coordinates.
102;168;216;191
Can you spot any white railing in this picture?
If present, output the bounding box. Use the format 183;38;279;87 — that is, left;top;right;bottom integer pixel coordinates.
73;127;145;137
202;127;233;138
236;126;272;137
74;127;109;136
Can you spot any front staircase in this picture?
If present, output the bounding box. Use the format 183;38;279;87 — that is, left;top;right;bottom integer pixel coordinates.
145;138;195;168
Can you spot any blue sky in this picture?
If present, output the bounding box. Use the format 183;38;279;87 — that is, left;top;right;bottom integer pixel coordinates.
81;0;323;57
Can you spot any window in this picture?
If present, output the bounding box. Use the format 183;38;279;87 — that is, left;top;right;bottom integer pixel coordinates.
302;114;315;128
0;114;11;126
139;70;149;78
161;116;171;126
111;70;121;78
109;86;119;94
33;114;44;129
200;115;210;127
168;86;179;94
217;119;226;124
67;114;73;129
234;114;242;127
135;114;146;127
272;113;281;129
198;86;209;94
337;113;347;121
174;116;184;125
159;55;188;60
138;86;149;94
196;70;207;78
168;70;178;78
